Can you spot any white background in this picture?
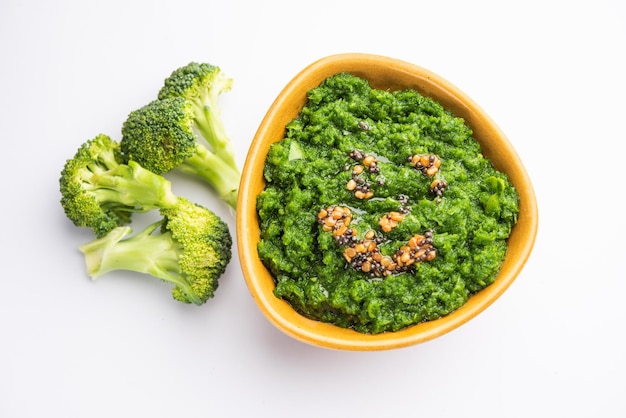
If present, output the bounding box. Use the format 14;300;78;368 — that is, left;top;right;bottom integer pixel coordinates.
1;0;625;416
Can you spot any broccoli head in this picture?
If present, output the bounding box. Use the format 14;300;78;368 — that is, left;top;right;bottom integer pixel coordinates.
79;197;233;305
59;134;179;237
120;98;197;174
120;62;239;209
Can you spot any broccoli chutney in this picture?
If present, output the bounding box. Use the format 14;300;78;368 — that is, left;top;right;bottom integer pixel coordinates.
256;73;519;334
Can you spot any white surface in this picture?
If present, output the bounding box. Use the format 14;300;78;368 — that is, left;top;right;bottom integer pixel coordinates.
1;0;625;416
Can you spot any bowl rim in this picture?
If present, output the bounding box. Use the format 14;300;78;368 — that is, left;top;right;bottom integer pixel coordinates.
237;53;538;351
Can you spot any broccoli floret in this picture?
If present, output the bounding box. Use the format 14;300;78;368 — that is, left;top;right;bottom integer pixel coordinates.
79;197;233;305
158;62;237;171
120;62;240;209
59;134;179;237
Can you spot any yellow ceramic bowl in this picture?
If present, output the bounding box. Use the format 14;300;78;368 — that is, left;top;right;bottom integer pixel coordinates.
237;53;538;351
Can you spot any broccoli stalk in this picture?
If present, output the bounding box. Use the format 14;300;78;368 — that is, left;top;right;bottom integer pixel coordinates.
177;144;240;208
91;161;178;209
79;197;233;305
60;134;180;237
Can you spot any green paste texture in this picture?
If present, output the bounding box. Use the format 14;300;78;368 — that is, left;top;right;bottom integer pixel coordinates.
256;73;519;334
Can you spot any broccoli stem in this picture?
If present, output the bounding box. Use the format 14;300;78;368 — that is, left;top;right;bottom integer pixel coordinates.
79;222;202;305
177;144;240;209
193;104;238;172
87;161;179;211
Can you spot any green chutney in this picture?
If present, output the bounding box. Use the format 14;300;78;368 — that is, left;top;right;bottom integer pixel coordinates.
256;73;519;334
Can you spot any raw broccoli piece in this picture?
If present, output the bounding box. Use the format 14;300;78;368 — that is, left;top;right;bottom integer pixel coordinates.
158;62;237;171
79;197;233;305
59;134;179;237
120;62;240;209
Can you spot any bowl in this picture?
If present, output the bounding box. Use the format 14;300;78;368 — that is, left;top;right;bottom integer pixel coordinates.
237;53;538;351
